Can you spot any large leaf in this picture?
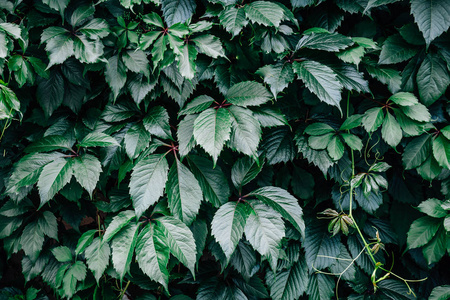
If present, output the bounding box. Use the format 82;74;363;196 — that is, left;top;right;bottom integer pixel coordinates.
37;71;65;118
84;237;110;283
191;34;225;58
378;34;418;65
135;223;170;292
416;53;450;106
381;112;402;147
124;123;151;159
248;186;304;236
78;132;119;148
143;106;172;140
245;201;284;270
211;201;249;262
156;216;197;276
129;154;169;218
37;158;73;207
166;158;203;225
219;6;247;37
296;32;353;52
226;81;272;107
304;223;341;270
256;62;295;98
293;61;342;109
111;222;139;280
161;0;196;27
406;216;442;250
25;135;73;153
227;106;261;159
266;257;309;300
103;210;136;242
72;154;101;198
402;134;432;169
193;108;231;165
410;0;450;46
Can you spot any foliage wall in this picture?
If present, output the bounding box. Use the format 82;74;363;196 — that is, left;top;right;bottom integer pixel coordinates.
1;0;450;299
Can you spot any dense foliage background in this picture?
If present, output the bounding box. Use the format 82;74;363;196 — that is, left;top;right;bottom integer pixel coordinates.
1;0;450;299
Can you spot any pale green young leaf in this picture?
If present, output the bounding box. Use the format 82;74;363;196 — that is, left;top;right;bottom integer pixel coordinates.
191;34;226;58
336;45;365;65
143;106;172;140
130;154;169;218
78;132;119;148
103;210;136;242
362;107;384;133
142;12;164;28
381;113;402;147
293;61;342;109
231;156;263;190
51;246;72;262
135;223;170;292
25;135;73;153
111;222;139;281
156;216;197;276
417;198;447;218
378;34;418;65
304;123;334;136
432;135;450;169
256;62;294;98
441;126;450;140
249;186;304;236
85;237;110;283
252;107;289;127
296;32;353;52
417;53;450;106
125;123;151;159
407;216;442;249
180;95;213;115
78;18;110;39
166;158;203;225
327;135;345;160
219;6;247;37
37;158;73;207
140;31;162;50
227;106;261;159
193;108;231;165
226;81;272;107
244;1;285;27
410;0;450;46
188;155;230;207
211;202;249;262
245;201;284;271
399;104;430;122
308;133;333;150
72;154;102;197
341;133;363;151
339;114;363;131
75;229;96;255
389;92;419;106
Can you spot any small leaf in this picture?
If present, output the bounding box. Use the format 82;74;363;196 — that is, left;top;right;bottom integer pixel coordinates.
304;123;335;136
72;154;102;198
143;106;172;140
37;158;73;207
417;198;447;218
51;246;72;262
226;81;272;107
124;123;151;159
256;62;294;98
296;32;353;52
25;135;74;153
85;237;110;283
180;95;214;115
78;132;119;148
381;113;402;147
227;106;262;159
362;107;384;133
389;92;419;106
103;210;136;242
111;222;139;281
432;135;450;169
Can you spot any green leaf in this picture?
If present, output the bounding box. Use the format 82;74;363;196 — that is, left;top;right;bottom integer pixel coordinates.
178;114;197;157
52;246;72;262
262;127;295;165
178;43;197;80
130;154;169;218
340;114;363;131
105;55;127;100
230;241;257;281
296;32;353;52
416;53;450;106
211;202;249;262
327;136;345;160
407;216;442;249
193;108;231;165
231;157;263;190
142;12;164;28
103;210;136;242
20;221;44;259
304;223;341;270
166;158;202;225
249;186;304;236
78;132;119;148
111;222;139;280
180;95;214;115
188;155;230;207
227;106;261;159
72;154;102;198
399;104;431;122
156;216;197;276
309;134;332;151
266;257;309;300
85;237;110;283
252;107;289;127
140;31;162;51
244;1;285;27
381;113;402;147
191;35;225;58
417;155;441;181
341;133;363;151
402;134;432;169
306;273;335;300
362;107;384;133
429;285;450;300
293;60;342;109
245;201;284;270
42;0;70;17
389;92;419;106
336;45;366;66
135;223;170;292
125;123;151;159
75;229;96;255
143;106;172;140
219;6;247;37
305;123;335;135
422;226;447;264
417;198;448;218
42;29;73;69
37;70;65;118
38;211;58;240
410;0;450;46
432;135;450;169
378;34;418;65
37;158;73;207
73;35;105;64
25;135;73;153
364;61;401;93
226;81;272;107
78;18;109;39
161;0;196;27
62;261;87;299
122;50;150;77
256;62;294;98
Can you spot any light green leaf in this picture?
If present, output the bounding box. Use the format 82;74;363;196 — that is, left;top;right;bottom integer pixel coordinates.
193;108;231;165
143;106;172;140
130;154;169;218
245;201;284;271
296;32;353;52
219;6;247;37
44;32;74;69
362;107;384;133
111;222;139;281
399;104;431;122
293;60;342;109
211;202;249;263
381;113;402;147
72;154;102;197
249;186;304;236
308;133;333;150
244;1;285;27
327;136;345;160
105;55;127;100
51;246;72;262
73;35;104;64
191;35;226;58
166;158;202;225
180;95;214;115
140;31;162;50
136;223;170;292
103;210;136;242
178;114;197;157
417;198;447;218
122;50;150;77
178;43;197;80
432;135;450;169
256;62;294;98
266;257;309;300
85;237;110;283
402;134;432;169
156;216;197;276
78;18;110;39
305;123;335;135
125;123;151;159
417;53;450;106
378;34;418;65
226;81;272;107
389;92;419;106
42;0;70;16
429;285;450;300
78;132;119;148
341;133;363;151
336;45;366;66
25;135;73;153
410;0;450;46
227;106;261;159
188;155;230;207
407;216;442;249
142;12;164;28
75;229;96;255
161;0;196;27
37;158;73;207
62;261;87;299
422;226;447;264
